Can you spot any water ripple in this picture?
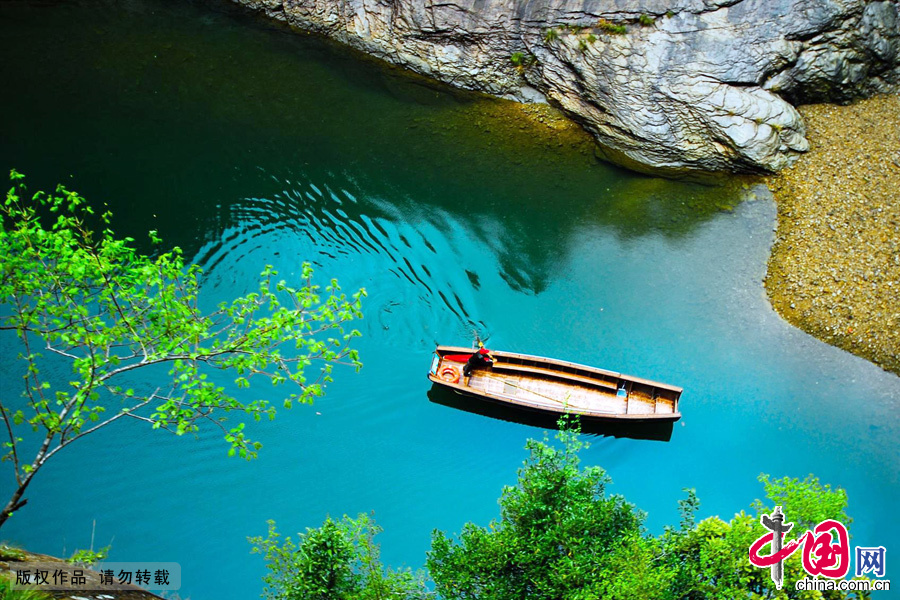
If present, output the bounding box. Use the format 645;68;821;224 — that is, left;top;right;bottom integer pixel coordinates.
194;171;492;349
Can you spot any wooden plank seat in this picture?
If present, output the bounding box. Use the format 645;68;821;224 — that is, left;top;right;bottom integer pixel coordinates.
491;362;619;391
472;372;620;414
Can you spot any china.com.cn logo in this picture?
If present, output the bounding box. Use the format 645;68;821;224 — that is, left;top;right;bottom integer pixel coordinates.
748;506;887;590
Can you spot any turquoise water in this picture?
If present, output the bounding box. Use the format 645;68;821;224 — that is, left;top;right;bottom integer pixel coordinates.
1;1;898;598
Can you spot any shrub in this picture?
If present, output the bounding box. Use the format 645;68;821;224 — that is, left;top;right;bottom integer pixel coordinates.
597;18;627;34
0;544;26;561
68;546;110;566
0;579;53;600
253;420;862;600
250;515;430;600
428;423;664;599
510;52;536;71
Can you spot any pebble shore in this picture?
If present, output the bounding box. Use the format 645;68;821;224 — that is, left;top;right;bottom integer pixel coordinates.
764;94;900;376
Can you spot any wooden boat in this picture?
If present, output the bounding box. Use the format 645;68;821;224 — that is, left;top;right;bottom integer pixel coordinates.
428;345;682;423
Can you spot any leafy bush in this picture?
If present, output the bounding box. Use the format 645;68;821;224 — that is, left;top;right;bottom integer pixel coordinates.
639;14;656;26
68;546;110;566
0;579;53;600
659;475;858;599
510;52;537;72
597;18;628;34
428;426;859;600
0;544;26;560
254;421;861;600
543;28;559;42
249;515;430;600
428;424;665;599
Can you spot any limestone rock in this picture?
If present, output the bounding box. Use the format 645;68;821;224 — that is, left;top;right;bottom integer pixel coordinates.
233;0;900;175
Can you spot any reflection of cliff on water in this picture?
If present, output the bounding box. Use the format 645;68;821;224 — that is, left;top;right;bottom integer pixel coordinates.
1;0;746;302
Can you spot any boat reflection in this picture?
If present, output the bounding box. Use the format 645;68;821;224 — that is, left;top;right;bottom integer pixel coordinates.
427;385;674;442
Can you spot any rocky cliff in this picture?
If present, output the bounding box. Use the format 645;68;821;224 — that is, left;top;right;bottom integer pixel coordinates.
233;0;900;175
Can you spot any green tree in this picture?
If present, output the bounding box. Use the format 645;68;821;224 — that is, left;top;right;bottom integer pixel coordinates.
427;420;670;600
0;171;365;527
426;419;861;600
662;476;863;600
249;514;431;600
256;420;863;600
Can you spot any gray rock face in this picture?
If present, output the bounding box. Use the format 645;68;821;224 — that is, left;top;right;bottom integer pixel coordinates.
233;0;900;174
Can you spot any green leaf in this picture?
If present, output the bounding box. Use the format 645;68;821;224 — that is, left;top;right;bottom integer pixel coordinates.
1;172;366;523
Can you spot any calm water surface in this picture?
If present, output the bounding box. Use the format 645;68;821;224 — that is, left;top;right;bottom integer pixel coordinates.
1;1;898;598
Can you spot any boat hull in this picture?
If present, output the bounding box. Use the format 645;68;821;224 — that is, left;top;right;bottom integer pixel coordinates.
428;346;682;424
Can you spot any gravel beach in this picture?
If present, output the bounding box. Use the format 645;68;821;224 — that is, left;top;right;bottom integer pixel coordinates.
765;94;900;376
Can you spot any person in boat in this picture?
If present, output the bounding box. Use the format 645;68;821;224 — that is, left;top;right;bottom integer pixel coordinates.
463;343;495;383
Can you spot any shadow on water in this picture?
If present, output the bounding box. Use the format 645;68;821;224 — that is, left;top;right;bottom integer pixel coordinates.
427;386;674;442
